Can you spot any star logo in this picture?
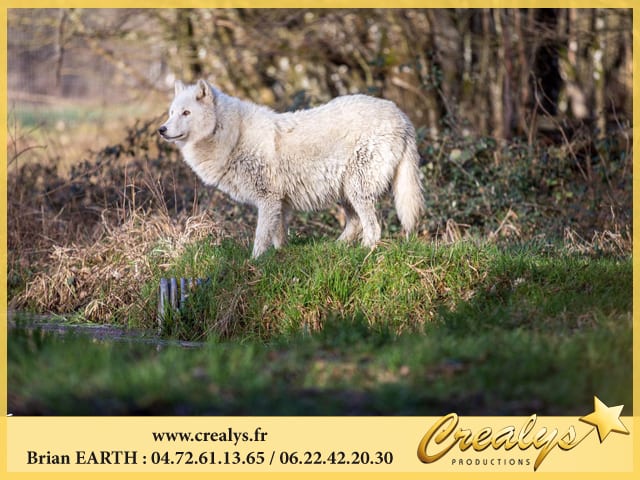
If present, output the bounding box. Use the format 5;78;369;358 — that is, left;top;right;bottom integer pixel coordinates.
578;396;629;443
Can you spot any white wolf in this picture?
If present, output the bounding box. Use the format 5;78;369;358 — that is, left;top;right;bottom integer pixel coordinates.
159;79;424;258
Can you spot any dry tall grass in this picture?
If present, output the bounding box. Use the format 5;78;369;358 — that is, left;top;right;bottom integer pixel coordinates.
12;210;222;322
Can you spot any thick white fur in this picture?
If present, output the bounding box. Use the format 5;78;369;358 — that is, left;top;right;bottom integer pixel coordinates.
159;79;425;257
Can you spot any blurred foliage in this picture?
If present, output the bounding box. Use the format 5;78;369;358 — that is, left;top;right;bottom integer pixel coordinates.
9;8;632;139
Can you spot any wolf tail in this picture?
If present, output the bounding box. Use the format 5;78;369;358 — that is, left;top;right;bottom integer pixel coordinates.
392;142;425;236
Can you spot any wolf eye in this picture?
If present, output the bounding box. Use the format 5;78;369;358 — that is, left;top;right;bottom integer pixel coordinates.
182;110;191;116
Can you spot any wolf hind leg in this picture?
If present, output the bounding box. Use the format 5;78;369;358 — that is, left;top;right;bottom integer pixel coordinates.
272;202;291;249
337;201;362;243
348;196;381;248
343;163;384;248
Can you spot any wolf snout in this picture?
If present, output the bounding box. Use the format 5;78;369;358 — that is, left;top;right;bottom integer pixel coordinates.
158;126;168;136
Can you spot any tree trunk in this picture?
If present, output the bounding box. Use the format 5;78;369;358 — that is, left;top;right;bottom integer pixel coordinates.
592;8;607;137
532;9;562;117
176;9;203;83
490;10;505;140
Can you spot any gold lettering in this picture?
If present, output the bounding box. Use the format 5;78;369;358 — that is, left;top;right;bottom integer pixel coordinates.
472;427;493;451
417;413;459;463
417;414;587;471
517;414;538;449
558;426;581;450
454;428;474;451
532;428;559;471
493;425;517;450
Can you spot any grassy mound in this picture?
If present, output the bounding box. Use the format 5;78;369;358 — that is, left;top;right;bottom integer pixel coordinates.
146;237;632;342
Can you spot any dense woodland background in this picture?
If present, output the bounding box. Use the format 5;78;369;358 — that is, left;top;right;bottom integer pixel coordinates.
7;8;632;318
9;9;632;138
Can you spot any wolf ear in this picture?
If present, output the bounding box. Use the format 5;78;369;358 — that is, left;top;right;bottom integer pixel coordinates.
195;79;215;104
174;80;186;96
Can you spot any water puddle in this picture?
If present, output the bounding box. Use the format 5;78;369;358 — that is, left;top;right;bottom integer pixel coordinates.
7;311;204;349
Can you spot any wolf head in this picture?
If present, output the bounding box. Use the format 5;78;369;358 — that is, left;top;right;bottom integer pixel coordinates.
158;79;217;146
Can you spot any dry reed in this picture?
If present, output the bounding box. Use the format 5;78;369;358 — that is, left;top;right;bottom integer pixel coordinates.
13;210;222;322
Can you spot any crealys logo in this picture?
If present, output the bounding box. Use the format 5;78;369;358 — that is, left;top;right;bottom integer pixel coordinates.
417;396;629;471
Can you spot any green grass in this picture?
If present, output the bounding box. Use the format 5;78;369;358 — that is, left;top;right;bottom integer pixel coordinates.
153;237;488;340
145;238;631;341
10;101;155;130
8;238;632;415
11;104;100;129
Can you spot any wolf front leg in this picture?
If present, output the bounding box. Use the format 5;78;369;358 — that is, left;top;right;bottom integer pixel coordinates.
252;200;286;258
